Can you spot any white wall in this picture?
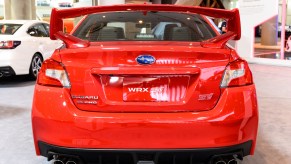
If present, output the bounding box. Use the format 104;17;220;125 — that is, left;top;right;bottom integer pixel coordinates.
0;5;3;18
74;0;92;7
236;0;279;59
98;0;124;5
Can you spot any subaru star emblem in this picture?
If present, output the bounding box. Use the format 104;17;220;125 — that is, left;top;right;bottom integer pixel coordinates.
136;55;156;65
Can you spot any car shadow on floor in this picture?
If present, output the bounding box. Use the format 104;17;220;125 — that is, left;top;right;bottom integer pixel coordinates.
0;105;26;119
0;75;36;88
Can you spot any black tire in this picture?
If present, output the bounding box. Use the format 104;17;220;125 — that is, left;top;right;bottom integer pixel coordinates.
29;53;43;80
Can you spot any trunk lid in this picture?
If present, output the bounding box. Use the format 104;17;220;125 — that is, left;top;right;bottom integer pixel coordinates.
60;42;230;112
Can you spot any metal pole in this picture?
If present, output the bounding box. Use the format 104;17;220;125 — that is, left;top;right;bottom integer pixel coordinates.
280;0;287;60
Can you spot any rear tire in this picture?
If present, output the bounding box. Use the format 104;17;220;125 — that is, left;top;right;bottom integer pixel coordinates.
29;53;43;80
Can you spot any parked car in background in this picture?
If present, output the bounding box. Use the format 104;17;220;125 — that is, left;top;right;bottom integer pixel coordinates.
0;20;61;79
50;0;73;8
37;0;50;6
32;4;258;164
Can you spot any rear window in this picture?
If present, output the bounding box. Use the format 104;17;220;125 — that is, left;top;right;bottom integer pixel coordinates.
0;24;22;35
73;11;217;42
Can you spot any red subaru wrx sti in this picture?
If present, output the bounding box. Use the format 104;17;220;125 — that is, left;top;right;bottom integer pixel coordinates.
32;4;258;164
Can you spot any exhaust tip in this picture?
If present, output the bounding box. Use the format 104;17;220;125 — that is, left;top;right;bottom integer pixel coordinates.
0;72;3;78
215;161;227;164
48;152;83;164
53;159;65;164
227;158;238;164
210;152;242;164
66;160;77;164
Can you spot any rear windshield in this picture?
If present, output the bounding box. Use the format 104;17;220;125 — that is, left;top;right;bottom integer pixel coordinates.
73;11;217;42
0;24;22;35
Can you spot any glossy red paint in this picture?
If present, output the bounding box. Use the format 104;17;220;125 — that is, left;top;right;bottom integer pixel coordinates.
54;31;90;48
32;84;258;153
58;42;229;112
32;4;258;162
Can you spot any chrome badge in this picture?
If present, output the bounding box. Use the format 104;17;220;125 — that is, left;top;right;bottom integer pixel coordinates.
198;93;214;101
72;95;98;105
136;55;156;65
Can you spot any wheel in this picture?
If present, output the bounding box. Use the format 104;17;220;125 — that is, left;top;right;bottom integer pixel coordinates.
29;54;43;79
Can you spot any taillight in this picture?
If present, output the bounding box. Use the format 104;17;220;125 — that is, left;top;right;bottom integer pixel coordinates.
37;59;71;88
220;59;253;87
0;41;21;49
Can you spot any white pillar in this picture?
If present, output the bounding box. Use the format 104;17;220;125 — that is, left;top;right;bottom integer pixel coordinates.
98;0;125;5
3;0;11;19
4;0;36;20
92;0;98;6
261;16;278;46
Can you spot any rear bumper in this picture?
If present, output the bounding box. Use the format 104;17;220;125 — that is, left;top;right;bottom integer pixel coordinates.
0;49;30;75
32;84;258;158
0;66;16;77
39;140;252;164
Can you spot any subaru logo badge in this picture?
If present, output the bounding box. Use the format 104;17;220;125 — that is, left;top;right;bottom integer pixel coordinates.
136;55;156;65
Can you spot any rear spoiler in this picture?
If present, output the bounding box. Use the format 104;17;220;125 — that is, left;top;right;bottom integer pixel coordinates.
50;4;240;48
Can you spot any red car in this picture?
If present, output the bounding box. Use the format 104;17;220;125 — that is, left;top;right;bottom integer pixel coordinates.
32;4;258;164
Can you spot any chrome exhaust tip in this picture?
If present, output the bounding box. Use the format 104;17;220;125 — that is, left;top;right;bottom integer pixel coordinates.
227;158;238;164
52;154;65;164
215;160;227;164
212;156;227;164
49;153;82;164
66;160;77;164
53;159;65;164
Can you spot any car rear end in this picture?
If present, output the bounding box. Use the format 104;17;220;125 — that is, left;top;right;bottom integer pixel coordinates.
32;4;258;164
0;22;23;77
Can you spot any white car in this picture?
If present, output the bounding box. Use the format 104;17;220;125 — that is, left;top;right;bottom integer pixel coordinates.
50;0;73;8
0;20;61;79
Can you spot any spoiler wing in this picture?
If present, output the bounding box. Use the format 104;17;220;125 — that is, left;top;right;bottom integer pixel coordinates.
50;4;240;48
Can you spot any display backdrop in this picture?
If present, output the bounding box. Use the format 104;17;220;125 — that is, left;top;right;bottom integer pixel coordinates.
236;0;278;60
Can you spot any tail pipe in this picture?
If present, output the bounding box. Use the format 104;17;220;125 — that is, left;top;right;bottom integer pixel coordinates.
52;155;65;164
53;159;64;164
48;152;83;164
227;158;238;164
66;160;77;164
214;158;227;164
210;153;242;164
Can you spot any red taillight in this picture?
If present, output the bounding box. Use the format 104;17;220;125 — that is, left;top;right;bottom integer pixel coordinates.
0;41;21;49
220;59;253;87
37;59;71;88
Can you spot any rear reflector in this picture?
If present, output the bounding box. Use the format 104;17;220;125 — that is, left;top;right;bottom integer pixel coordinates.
37;59;71;88
220;59;253;87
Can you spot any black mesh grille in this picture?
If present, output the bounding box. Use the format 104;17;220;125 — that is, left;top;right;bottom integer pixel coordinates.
85;152;205;164
94;153;134;164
